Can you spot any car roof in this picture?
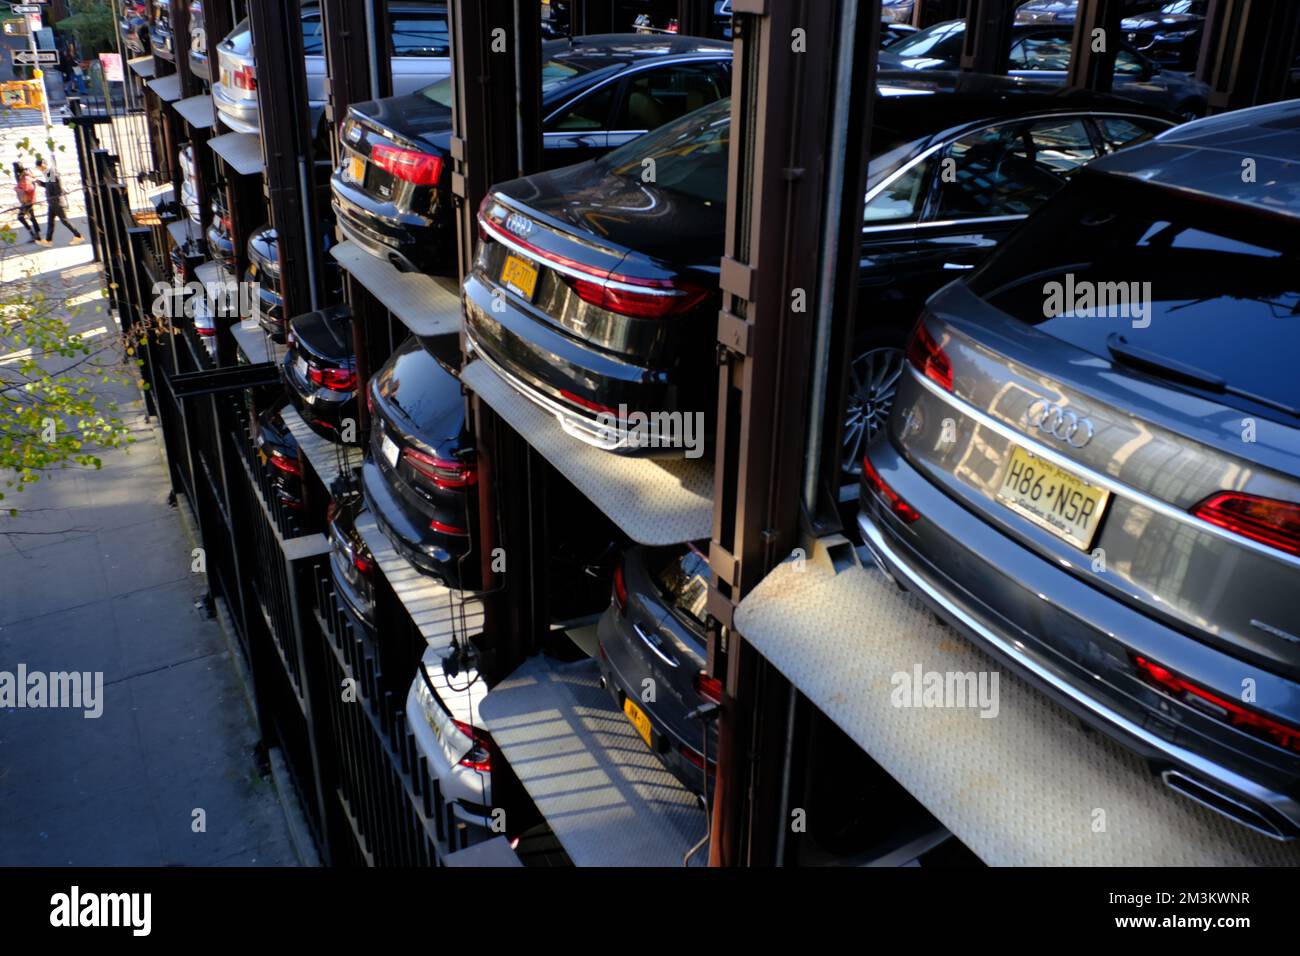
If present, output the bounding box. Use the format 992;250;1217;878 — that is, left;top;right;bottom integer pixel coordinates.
543;33;732;70
1087;98;1300;222
873;69;1173;141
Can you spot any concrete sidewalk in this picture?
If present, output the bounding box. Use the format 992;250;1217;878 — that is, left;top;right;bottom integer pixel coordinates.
0;242;302;866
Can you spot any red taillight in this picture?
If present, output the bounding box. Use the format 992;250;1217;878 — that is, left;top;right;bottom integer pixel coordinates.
1191;492;1300;558
566;275;709;319
268;450;301;477
353;553;374;577
1134;656;1300;754
453;720;493;772
862;454;921;524
404;448;477;491
613;563;628;614
429;517;468;536
196;325;216;337
694;671;723;705
371;144;444;186
906;320;953;392
307;365;357;392
679;745;716;772
232;64;256;91
667;19;680;33
477;204;709;319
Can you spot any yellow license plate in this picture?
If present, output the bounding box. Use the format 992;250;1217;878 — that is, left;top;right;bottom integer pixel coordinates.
500;253;539;300
623;696;654;750
349;156;365;183
996;445;1110;551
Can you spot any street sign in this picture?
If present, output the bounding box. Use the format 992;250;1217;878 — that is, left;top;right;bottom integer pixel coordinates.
11;5;44;14
10;48;58;66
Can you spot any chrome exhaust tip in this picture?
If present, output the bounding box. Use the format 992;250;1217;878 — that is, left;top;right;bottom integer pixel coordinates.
1161;770;1289;841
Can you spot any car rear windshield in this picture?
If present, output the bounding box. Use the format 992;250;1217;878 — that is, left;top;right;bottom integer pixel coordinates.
420;57;593;108
653;546;711;630
969;172;1300;420
597;98;731;204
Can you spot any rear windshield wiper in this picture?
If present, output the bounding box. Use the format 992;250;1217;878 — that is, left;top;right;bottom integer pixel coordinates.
1107;334;1300;419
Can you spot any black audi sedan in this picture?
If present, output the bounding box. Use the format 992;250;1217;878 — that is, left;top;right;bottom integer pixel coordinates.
596;543;718;794
254;397;305;513
328;490;376;627
283;304;359;443
331;33;732;275
247;225;285;340
463;73;1177;472
362;336;480;591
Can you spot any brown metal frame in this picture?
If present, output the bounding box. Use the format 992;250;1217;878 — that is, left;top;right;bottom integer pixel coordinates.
1066;0;1126;92
1198;0;1300;112
960;0;1015;74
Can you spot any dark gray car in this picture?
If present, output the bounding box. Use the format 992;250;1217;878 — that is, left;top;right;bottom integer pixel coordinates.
859;100;1300;839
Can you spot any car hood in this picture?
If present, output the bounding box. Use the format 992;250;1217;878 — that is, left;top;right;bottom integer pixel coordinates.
496;160;727;272
353;92;454;152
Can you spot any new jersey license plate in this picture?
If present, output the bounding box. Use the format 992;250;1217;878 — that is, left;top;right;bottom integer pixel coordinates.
996;445;1109;551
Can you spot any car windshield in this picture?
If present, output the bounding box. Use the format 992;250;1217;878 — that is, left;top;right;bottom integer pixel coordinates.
420;57;591;108
597;98;732;204
970;174;1300;420
889;19;966;58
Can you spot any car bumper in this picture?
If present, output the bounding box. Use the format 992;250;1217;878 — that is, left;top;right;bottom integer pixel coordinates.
596;610;715;795
463;274;708;457
213;84;260;134
859;440;1300;840
360;458;476;590
330;175;454;275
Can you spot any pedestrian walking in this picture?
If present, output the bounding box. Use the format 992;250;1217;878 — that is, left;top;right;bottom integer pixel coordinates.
34;159;84;246
13;163;41;243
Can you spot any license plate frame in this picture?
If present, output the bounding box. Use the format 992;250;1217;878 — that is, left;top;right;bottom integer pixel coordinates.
623;696;654;750
294;355;309;382
995;444;1110;551
500;253;539;301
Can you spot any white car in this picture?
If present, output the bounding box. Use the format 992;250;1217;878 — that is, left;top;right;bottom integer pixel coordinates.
406;642;495;840
213;2;452;139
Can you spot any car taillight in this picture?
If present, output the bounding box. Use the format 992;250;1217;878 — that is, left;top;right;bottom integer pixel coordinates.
613;563;628;614
559;389;616;415
1191;492;1300;557
404;448;477;491
694;671;723;705
307;365;357;391
454;720;493;772
196;325;216;337
906;320;953;392
679;745;716;771
353;553;374;577
667;18;679;33
231;63;256;91
268;450;301;477
862;454;921;524
566;275;709;319
371;144;444;186
429;517;469;536
1133;655;1300;754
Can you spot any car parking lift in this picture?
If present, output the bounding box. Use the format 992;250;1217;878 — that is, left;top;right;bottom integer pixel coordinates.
76;0;1300;868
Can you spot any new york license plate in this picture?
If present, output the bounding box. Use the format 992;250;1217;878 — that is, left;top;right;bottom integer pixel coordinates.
623;696;654;750
500;253;539;301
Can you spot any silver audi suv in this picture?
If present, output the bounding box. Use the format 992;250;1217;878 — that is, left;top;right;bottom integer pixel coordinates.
859;99;1300;839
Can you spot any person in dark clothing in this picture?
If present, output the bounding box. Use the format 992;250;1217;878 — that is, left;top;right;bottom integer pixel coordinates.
13;163;41;243
34;159;83;246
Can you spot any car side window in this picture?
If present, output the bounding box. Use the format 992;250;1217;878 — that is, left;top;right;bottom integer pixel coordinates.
1095;116;1168;151
1017;117;1098;175
932;122;1071;219
550;81;618;131
610;63;731;132
1114;48;1146;75
390;13;451;58
863;158;933;226
1008;33;1072;71
301;14;324;55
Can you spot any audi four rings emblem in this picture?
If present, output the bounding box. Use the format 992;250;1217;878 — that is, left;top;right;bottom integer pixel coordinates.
506;213;533;238
1025;398;1094;448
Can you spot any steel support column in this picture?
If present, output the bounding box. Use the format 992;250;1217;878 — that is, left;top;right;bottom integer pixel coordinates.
708;0;880;866
1066;0;1125;92
247;0;322;319
678;0;718;37
1198;0;1300;112
960;0;1016;74
572;0;617;35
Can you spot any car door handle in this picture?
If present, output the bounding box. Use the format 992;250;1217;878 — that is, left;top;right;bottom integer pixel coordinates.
633;622;679;668
943;262;975;270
